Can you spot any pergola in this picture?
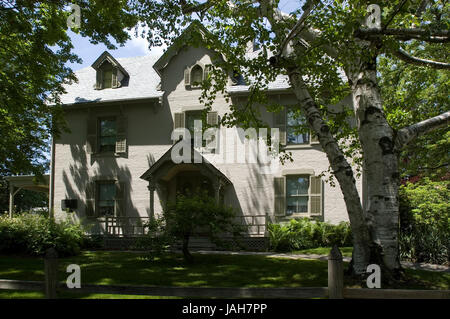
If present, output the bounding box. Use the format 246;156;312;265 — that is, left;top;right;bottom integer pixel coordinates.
5;175;49;217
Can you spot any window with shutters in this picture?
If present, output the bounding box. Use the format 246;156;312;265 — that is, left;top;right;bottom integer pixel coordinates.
184;63;211;88
274;175;322;216
85;180;125;218
273;108;320;146
97;182;116;216
98;117;117;153
173;111;219;149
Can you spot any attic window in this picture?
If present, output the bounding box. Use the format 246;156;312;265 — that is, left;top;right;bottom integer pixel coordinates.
184;63;211;88
100;62;114;89
92;52;128;90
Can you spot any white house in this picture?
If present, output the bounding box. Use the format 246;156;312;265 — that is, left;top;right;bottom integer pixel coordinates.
48;23;363;249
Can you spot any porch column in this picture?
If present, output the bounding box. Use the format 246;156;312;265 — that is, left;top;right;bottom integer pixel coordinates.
148;181;156;220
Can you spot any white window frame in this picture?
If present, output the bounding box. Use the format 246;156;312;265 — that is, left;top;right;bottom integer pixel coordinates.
285;174;311;215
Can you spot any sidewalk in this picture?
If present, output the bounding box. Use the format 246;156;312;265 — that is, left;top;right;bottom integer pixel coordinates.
193;250;450;273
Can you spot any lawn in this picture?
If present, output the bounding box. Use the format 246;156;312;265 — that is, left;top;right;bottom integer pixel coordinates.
293;247;353;257
0;251;448;298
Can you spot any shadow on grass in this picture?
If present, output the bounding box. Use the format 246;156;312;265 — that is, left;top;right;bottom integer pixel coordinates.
0;251;328;289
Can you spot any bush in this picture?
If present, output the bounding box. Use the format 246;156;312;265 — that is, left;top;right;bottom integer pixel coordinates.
268;218;352;252
399;179;449;264
0;213;89;256
138;191;242;262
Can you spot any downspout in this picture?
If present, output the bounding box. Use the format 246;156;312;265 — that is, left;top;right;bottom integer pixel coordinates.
48;134;56;219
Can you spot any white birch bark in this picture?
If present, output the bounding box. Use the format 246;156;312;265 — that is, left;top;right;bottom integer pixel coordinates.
288;70;371;274
347;40;402;272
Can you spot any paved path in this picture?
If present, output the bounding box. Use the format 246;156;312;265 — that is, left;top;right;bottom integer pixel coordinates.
193;250;450;273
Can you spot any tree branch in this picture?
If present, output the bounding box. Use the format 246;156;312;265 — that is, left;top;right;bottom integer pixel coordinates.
277;0;318;57
179;0;215;15
356;28;449;43
395;111;450;148
383;0;408;30
415;0;430;18
392;48;450;69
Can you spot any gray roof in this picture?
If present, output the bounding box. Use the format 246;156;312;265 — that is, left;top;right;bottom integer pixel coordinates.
62;45;338;105
60;54;163;105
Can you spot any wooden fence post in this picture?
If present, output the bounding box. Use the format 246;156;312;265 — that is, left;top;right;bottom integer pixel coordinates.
328;245;343;299
44;248;58;299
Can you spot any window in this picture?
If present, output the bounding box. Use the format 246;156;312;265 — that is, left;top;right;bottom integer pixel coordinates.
191;65;203;86
100;61;114;89
287;109;309;145
99;117;116;152
97;182;116;216
185;111;203;138
184;64;211;88
286;175;310;215
274;174;322;216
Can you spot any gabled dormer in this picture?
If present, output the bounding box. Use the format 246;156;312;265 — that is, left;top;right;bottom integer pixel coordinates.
91;51;129;90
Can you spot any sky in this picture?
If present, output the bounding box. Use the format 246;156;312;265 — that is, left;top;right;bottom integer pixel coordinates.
67;0;302;71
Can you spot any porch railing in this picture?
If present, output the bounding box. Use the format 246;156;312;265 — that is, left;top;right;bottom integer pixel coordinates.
98;214;267;237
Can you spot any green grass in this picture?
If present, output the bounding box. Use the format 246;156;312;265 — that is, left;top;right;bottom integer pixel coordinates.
0;251;329;298
0;250;448;298
292;247;353;257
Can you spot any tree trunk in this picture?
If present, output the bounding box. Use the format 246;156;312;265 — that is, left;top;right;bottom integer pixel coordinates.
182;234;193;263
347;40;402;274
288;69;371;275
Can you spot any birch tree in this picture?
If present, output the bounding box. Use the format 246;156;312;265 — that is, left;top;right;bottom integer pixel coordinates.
132;0;449;278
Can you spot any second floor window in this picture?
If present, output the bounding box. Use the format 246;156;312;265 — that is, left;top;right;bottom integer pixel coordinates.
99;118;116;152
287;109;310;145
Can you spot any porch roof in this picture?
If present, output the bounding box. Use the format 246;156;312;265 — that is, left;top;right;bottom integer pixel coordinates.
140;140;231;185
5;175;49;193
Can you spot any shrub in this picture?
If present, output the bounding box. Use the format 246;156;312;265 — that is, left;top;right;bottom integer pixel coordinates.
0;213;89;256
399;179;449;264
139;191;242;262
268;218;352;252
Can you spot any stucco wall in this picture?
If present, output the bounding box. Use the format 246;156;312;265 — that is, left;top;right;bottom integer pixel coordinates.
53;46;361;231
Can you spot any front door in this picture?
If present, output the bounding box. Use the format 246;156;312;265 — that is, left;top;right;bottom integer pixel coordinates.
176;171;213;197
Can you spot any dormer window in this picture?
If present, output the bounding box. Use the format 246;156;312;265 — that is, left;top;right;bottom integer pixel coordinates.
91;51;129;90
184;63;211;88
100;61;114;89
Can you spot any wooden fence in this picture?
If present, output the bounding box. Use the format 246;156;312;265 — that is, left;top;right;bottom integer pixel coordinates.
0;247;449;299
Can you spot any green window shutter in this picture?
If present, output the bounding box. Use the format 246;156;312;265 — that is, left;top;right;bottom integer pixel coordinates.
86;117;97;154
310;130;320;144
184;66;191;86
207;111;219;126
114;181;125;217
95;70;103;90
273;109;286;146
112;67;118;88
173;112;185;143
115;115;127;154
310;176;322;216
85;181;96;218
206;111;219;150
174;112;185;129
274;177;286;216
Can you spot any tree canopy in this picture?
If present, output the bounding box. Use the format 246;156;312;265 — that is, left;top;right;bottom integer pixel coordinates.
0;0;137;177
